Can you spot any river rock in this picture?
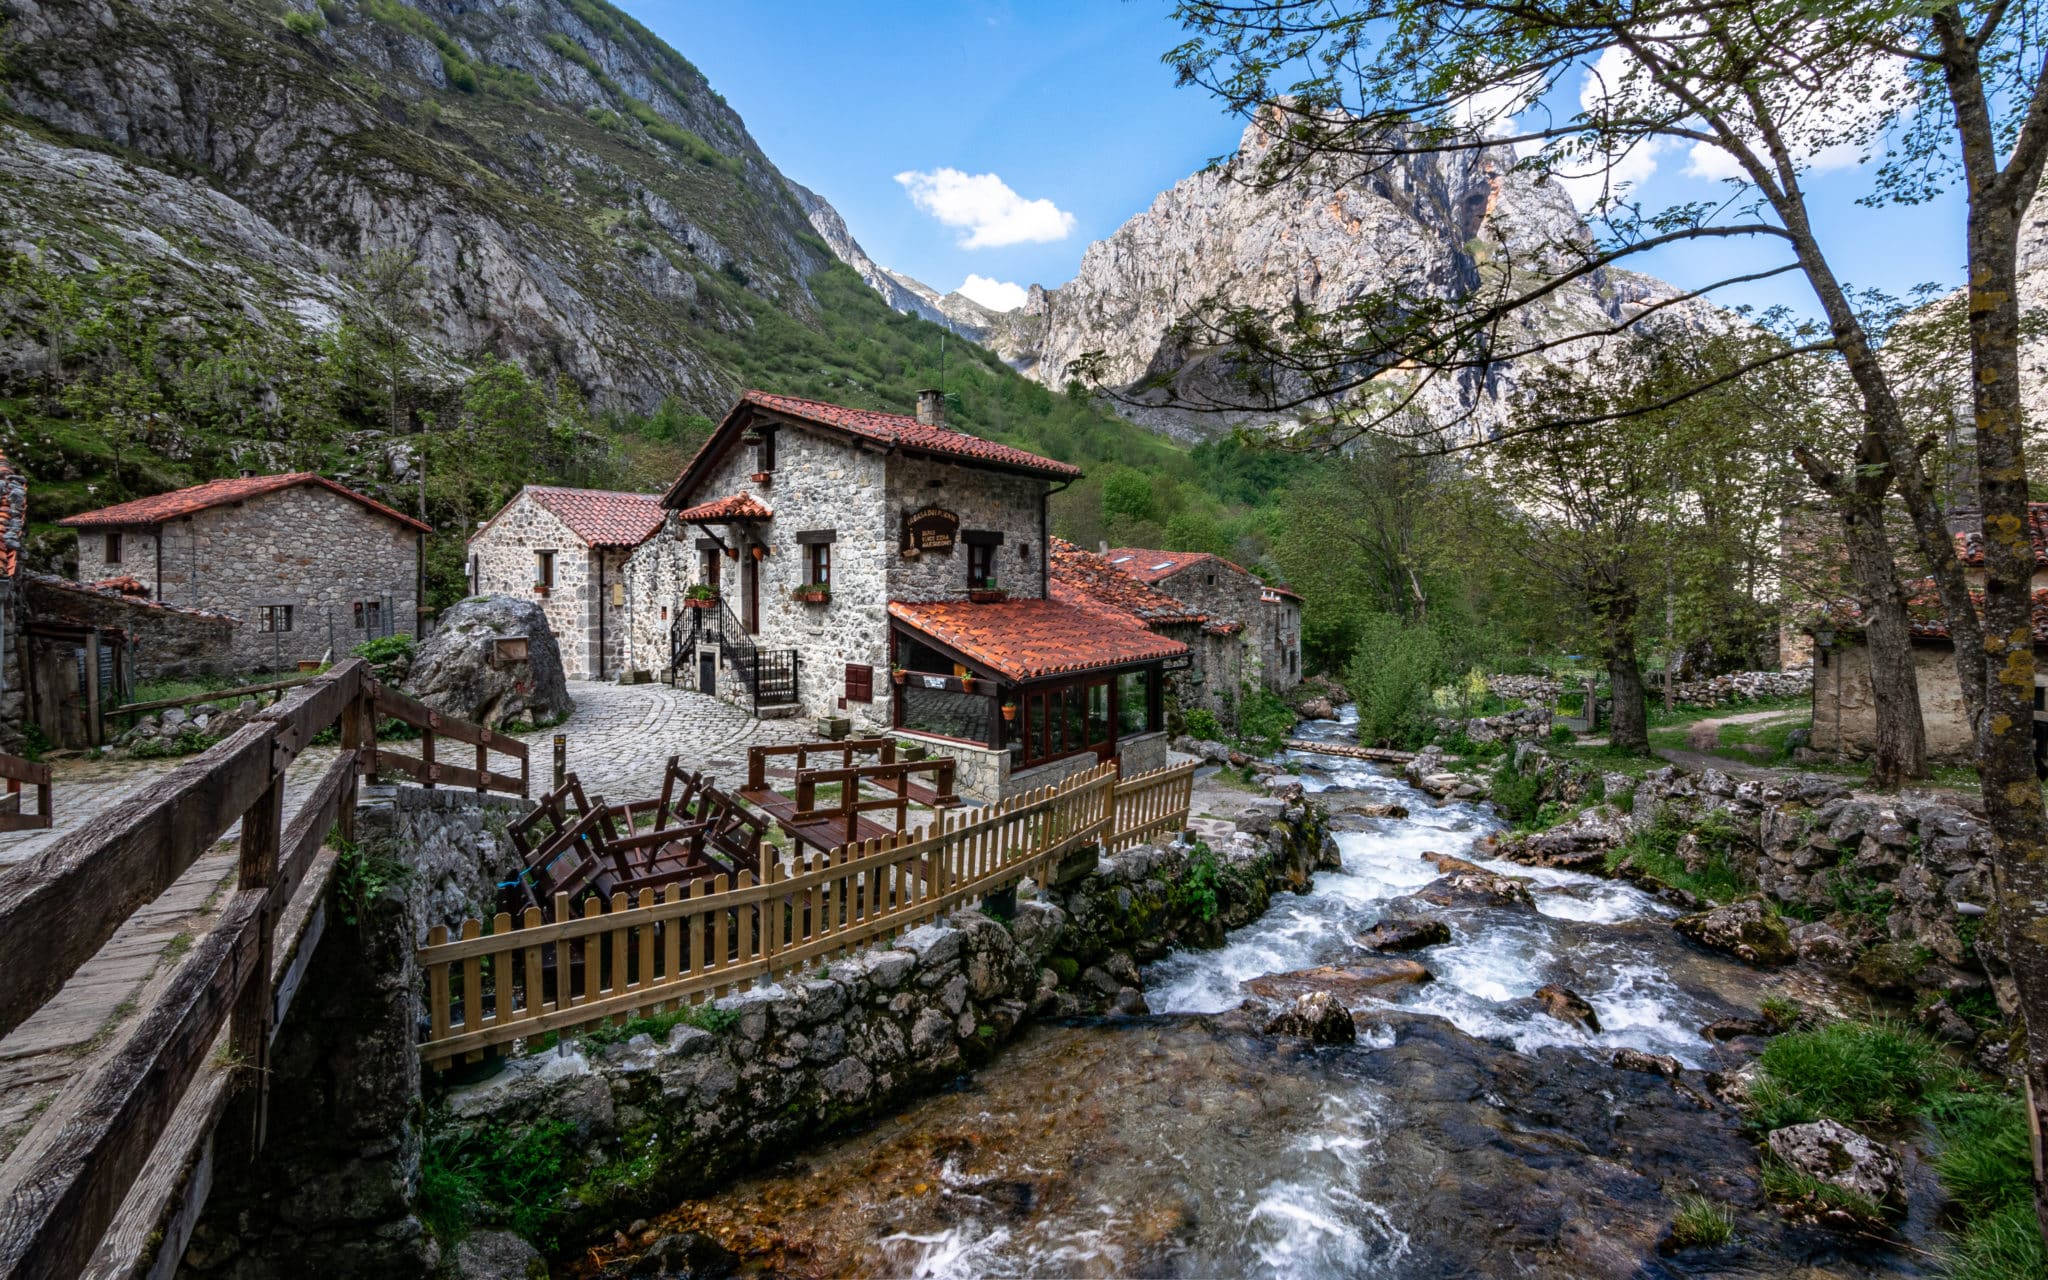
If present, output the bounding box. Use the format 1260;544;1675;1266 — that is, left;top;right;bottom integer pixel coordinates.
1413;868;1536;911
1531;984;1601;1033
1498;809;1625;871
1700;1016;1777;1042
1297;695;1337;720
1345;802;1410;820
1851;941;1934;995
1789;921;1857;969
1359;918;1451;952
1263;990;1357;1044
1243;960;1432;1005
403;595;573;730
1612;1048;1682;1077
1764;1119;1904;1215
1421;851;1486;874
448;1230;545;1279
1672;899;1795;967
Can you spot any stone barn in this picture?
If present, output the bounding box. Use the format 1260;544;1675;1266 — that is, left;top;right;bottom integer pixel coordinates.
60;472;427;672
1103;548;1302;698
466;486;667;681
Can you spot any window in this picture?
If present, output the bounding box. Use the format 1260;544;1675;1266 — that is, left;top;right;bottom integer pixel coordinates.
807;541;831;588
968;541;996;589
354;600;382;631
753;429;776;474
534;550;555;590
699;545;720;588
259;605;294;633
844;663;873;703
104;532;122;565
1117;670;1152;735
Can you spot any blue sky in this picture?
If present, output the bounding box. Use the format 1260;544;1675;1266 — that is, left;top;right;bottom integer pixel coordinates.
618;1;1968;321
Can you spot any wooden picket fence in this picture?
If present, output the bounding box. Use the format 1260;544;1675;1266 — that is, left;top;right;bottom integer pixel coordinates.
1107;761;1196;851
419;757;1197;1067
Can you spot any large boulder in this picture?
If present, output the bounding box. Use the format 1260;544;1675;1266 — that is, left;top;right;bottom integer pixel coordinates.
403;596;573;730
1243;960;1433;1004
1359;918;1451;952
1263;990;1357;1044
1673;898;1795;967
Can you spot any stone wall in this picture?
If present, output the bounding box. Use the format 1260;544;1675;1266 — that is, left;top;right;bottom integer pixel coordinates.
468;493;603;680
75;485;420;673
1810;640;1972;761
178;787;524;1280
674;426;895;726
1152;559;1267;689
1486;669;1813;710
423;786;1335;1262
23;573;236;678
1257;596;1302;691
884;452;1047;604
1433;705;1551;744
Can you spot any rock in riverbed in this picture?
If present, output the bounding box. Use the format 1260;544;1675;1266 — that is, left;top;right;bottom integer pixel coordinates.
1412;858;1536;911
1763;1119;1904;1217
1673;898;1795;967
1359;918;1451;952
1263;991;1357;1044
1244;960;1433;1005
1531;984;1601;1033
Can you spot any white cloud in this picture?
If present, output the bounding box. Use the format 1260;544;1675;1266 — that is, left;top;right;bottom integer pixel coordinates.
1555;137;1665;211
893;168;1076;248
957;274;1028;311
1449;69;1543;139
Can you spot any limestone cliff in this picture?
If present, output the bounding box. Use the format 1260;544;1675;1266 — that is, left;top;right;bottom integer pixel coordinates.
0;0;840;411
825;120;1711;442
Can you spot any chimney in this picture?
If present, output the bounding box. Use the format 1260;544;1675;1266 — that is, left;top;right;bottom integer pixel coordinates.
1098;540;1109;554
915;389;946;428
239;468;256;478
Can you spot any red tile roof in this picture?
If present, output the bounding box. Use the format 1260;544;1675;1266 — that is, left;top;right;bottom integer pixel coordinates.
889;597;1187;683
523;486;666;547
1263;583;1302;602
675;493;773;522
1204;620;1244;636
1954;504;2048;567
1048;537;1206;629
24;572;237;624
664;391;1081;508
1818;580;2048;643
1103;547;1254;585
58;472;431;533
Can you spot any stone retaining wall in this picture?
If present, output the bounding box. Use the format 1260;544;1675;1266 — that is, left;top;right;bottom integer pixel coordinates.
424;785;1335;1265
1486;669;1812;708
1433;706;1551;744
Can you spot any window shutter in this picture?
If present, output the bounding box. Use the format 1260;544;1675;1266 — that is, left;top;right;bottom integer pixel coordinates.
844;663;873;703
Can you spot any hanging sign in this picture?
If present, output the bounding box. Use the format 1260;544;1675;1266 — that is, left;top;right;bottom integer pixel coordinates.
902;505;959;553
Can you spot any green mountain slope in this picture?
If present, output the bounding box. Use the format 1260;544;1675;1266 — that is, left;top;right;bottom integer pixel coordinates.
0;0;1291;606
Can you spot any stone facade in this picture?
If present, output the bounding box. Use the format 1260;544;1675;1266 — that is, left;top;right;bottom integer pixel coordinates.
466;490;644;681
1809;637;1974;761
1259;590;1303;690
1104;551;1306;711
71;483;420;672
23;574;235;678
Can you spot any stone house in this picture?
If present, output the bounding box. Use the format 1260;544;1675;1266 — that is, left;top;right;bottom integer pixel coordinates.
1804;589;2027;762
1103;548;1303;700
626;390;1187;801
1048;537;1212;719
467;486;666;681
61;472;428;672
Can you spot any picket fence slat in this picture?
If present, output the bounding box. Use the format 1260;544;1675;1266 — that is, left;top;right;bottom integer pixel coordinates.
418;758;1192;1065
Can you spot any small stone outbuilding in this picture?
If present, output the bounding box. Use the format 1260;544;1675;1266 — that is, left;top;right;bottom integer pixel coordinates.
60;471;428;672
1103;548;1302;701
466;486;668;681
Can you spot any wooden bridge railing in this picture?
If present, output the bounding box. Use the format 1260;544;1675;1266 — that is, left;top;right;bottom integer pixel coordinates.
366;679;530;797
0;660;528;1280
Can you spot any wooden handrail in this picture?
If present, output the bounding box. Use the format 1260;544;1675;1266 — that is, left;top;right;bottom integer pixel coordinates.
0;657;528;1278
112;674;319;718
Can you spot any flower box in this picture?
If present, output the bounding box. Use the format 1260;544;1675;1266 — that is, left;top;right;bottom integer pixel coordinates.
968;588;1007;604
791;587;830;605
532;584;550;597
684;596;718;610
752;471;773;484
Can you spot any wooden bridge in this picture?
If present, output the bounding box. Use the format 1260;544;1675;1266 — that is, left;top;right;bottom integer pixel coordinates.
1283;739;1418;765
0;660;528;1280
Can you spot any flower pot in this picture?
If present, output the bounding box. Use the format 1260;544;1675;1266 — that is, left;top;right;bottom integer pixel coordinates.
751;471;772;484
792;589;828;605
1001;703;1017;722
685;596;717;610
533;584;550;596
968;588;1007;604
891;670;908;685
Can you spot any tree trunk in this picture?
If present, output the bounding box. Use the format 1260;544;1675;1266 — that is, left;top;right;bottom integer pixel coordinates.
1960;180;2048;1250
1600;590;1649;751
1838;495;1927;788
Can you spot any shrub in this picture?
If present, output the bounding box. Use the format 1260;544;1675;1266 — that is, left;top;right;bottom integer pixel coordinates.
1345;614;1446;748
1174;842;1223;922
281;9;326;35
1490;753;1543;825
417;1118;579;1246
1548;724;1574;746
1236;687;1296;755
1183;708;1223;742
130;727;220;759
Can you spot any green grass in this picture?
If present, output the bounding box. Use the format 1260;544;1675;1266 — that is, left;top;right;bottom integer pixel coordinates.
1941;1201;2047;1280
1745;1019;1962;1131
1760;1153;1889;1222
1601;809;1753;903
1668;1193;1736;1247
417;1117;579;1246
578;1001;740;1049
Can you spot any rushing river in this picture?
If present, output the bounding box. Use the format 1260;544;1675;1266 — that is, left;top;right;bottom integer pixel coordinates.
623;711;1924;1279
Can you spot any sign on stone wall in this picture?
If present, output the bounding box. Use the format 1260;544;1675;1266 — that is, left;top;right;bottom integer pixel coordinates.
902;506;959;554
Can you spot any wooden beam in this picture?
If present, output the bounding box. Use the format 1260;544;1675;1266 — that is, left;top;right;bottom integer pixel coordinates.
0;724;274;1041
0;885;265;1280
111;675;318;718
253;661;362;763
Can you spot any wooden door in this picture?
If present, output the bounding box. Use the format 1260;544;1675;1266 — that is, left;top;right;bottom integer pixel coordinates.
27;634;89;749
743;553;760;634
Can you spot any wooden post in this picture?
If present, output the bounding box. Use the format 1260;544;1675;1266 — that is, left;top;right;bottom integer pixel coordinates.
553;734;567;791
84;631;103;749
338;690;368;846
226;765;285;1160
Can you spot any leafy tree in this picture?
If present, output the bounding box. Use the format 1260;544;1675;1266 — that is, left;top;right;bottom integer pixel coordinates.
1166;0;2048;1235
